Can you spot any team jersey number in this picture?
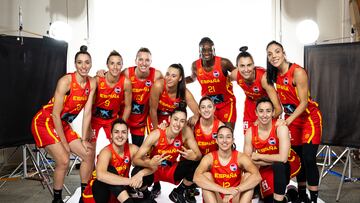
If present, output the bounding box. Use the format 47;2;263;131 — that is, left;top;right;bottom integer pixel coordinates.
208;85;216;93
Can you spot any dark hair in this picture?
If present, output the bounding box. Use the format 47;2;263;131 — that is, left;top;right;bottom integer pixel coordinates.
111;118;128;132
199;96;214;107
106;50;123;64
256;96;274;110
168;63;186;100
216;125;236;150
74;45;91;62
266;40;284;85
136;47;151;57
171;104;187;118
199;37;214;46
236;46;254;66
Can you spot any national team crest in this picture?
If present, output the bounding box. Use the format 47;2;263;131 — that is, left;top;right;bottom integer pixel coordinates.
145;80;152;87
114;87;121;94
230;163;237;171
283;77;289;85
268;137;276;145
124;156;130;163
174;139;181;147
253;86;259;93
213;70;220;77
85;88;90;95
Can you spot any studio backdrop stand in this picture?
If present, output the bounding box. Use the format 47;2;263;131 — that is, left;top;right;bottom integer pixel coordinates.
0;144;71;196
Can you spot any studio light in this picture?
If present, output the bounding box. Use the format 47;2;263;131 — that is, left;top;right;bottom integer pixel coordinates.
49;21;72;42
296;19;319;44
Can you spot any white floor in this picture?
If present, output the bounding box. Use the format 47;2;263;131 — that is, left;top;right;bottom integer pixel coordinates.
66;180;324;203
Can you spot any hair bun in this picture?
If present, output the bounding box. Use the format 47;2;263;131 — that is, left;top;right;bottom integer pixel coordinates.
239;46;248;53
80;45;88;52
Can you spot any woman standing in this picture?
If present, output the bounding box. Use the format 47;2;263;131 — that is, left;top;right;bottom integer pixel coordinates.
31;46;96;203
230;46;282;134
266;41;322;203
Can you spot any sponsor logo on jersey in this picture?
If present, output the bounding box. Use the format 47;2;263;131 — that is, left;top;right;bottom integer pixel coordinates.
145;80;152;87
253;86;260;93
174;139;181;147
268;137;276;145
114;87;121;94
230;163;237;172
212;133;217;139
213;70;220;77
283;77;289;85
100;81;105;89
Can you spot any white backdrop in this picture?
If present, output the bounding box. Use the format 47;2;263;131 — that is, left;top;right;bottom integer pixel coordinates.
72;0;275;153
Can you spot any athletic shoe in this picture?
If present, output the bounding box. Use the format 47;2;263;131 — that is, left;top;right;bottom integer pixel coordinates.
295;194;311;203
52;199;64;203
285;185;299;202
184;188;196;203
150;182;161;198
169;188;187;203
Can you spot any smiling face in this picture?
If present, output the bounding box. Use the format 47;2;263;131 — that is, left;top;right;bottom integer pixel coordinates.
75;54;92;77
168;111;187;135
200;42;214;62
216;127;234;151
165;67;181;89
237;56;255;81
107;55;123;77
111;123;128;146
255;101;274;125
199;98;215;120
266;43;286;68
135;51;152;73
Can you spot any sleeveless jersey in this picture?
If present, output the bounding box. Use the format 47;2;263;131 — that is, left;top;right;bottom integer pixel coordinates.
92;75;125;125
251;120;279;155
108;143;131;177
196;56;235;109
210;150;241;189
82;143;131;203
40;72;90;123
194;119;220;155
157;80;182;124
150;128;183;165
275;63;320;118
251;120;301;178
237;67;267;123
127;66;156;128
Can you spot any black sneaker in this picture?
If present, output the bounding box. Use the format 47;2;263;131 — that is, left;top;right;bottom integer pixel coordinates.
169;188;186;203
52;199;64;203
151;182;161;198
296;194;311;203
285;185;299;202
184;188;197;203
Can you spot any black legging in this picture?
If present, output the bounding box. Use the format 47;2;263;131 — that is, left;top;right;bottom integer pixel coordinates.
131;134;145;147
273;162;290;195
132;160;200;186
293;143;319;186
92;166;128;202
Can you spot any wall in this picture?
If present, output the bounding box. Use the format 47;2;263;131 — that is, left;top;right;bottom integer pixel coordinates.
0;0;351;166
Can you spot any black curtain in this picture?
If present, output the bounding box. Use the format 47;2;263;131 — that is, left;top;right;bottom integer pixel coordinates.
304;42;360;148
0;36;67;148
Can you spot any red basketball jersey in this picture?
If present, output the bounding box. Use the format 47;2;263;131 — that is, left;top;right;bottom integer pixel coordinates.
157;80;182;124
196;56;235;109
194;119;220;155
150;128;183;164
210;150;241;189
127;66;156;128
237;67;267;123
92;75;125;125
41;72;90;123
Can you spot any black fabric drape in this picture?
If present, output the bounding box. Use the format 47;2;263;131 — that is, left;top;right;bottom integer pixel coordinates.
304;42;360;148
0;36;67;148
